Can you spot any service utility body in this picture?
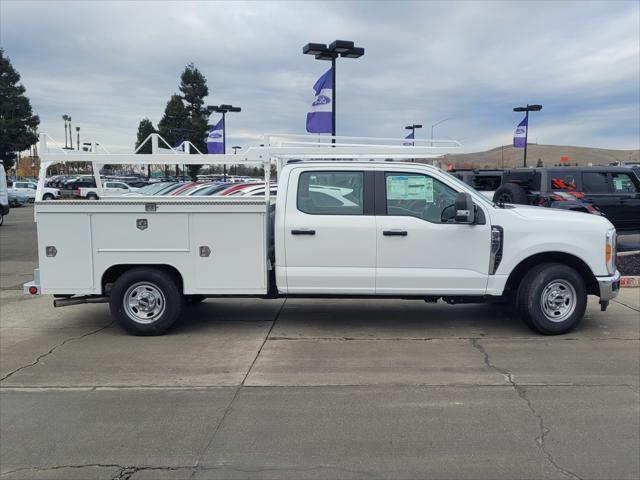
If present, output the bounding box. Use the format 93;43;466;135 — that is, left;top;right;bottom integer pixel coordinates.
24;133;621;336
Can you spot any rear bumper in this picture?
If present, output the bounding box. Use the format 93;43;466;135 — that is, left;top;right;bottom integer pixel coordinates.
596;270;621;302
23;269;41;296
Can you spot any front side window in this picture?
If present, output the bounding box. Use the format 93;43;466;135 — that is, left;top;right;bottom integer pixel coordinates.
582;172;609;193
612;173;637;193
385;173;458;223
298;171;364;215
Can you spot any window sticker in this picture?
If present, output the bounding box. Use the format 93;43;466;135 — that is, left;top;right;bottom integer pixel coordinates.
613;177;624;191
387;175;434;202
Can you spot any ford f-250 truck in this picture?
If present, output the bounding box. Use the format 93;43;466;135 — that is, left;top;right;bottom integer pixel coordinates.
24;134;620;336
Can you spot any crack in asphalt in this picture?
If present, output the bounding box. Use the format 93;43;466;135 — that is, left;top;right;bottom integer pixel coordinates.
0;322;113;383
471;338;584;480
611;298;640;313
187;299;287;480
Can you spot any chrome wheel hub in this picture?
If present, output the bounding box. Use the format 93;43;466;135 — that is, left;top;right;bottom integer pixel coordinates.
123;282;166;324
540;280;576;322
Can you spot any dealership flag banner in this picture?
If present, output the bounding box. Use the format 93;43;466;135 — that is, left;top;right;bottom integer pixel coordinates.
206;118;224;154
306;67;333;134
513;116;527;148
403;131;414;146
174;138;185;151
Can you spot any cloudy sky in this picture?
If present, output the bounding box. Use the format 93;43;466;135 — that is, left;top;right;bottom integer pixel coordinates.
1;0;639;153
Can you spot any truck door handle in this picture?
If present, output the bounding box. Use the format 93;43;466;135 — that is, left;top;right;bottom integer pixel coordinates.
291;229;316;235
383;230;408;236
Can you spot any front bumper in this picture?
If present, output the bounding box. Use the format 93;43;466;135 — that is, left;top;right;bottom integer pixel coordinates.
596;270;621;302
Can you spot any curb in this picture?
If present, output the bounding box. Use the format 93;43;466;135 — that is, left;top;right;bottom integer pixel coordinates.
620;276;640;288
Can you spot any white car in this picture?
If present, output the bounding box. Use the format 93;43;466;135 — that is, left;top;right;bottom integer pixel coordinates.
79;181;139;199
9;181;60;201
0;165;9;226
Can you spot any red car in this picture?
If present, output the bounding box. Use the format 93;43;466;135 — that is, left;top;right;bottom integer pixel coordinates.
170;182;200;196
219;182;262;196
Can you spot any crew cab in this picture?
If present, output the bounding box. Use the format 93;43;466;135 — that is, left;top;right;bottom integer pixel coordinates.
78;181;138;199
24;134;620;336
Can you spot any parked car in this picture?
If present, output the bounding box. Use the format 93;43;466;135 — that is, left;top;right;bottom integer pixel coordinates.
450;169;503;200
122;182;176;196
492;167;639;231
8;190;29;207
78;181;139;199
65;176;96;191
219;182;262;195
0;164;9;226
185;183;232;196
8;180;61;201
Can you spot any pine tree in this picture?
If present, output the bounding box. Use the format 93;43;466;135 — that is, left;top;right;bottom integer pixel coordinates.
0;49;40;170
135;118;157;154
179;63;209;179
157;94;189;149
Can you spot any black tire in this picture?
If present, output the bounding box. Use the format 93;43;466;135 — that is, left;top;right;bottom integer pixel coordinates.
42;193;54;201
0;210;3;226
87;193;99;200
516;263;587;335
493;183;528;204
185;295;206;306
109;268;183;335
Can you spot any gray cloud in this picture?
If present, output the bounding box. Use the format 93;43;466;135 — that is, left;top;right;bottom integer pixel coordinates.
1;0;638;153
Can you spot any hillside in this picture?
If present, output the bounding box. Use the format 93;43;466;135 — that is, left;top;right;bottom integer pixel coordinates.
442;144;640;169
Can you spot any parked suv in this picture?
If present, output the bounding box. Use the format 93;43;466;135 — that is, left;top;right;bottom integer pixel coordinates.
492;167;640;232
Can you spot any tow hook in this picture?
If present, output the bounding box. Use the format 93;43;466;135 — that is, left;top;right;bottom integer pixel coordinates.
599;300;609;312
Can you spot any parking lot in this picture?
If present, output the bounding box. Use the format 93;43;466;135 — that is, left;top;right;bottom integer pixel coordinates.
1;205;638;479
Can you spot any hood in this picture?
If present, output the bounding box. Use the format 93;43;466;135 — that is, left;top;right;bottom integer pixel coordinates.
494;203;614;229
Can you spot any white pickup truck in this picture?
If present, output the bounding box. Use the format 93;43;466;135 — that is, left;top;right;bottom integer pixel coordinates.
24;134;620;336
9;180;61;201
79;181;138;199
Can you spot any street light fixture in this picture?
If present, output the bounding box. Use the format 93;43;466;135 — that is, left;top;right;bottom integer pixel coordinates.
207;104;241;181
404;124;423;144
430;118;451;146
513;104;542;167
303;39;365;142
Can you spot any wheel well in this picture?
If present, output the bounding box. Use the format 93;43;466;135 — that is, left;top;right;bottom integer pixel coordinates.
505;252;598;295
101;264;184;294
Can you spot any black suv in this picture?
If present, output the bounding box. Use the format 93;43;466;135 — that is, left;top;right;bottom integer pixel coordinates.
492;166;640;232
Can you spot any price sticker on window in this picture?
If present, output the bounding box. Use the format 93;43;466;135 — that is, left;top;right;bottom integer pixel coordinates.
387;175;434;202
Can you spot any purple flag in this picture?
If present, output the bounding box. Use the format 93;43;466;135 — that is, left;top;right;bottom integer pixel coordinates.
173;138;185;151
206;118;224;154
306;68;333;134
403;131;414;146
513;116;527;148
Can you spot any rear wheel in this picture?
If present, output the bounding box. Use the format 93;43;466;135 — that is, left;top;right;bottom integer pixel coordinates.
0;210;3;226
493;183;528;204
42;193;54;201
87;193;99;200
516;263;587;335
109;268;183;335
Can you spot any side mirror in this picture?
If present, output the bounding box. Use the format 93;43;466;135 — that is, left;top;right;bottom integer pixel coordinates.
455;192;475;224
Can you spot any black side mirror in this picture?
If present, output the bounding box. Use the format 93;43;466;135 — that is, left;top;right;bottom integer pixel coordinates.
455;192;475;224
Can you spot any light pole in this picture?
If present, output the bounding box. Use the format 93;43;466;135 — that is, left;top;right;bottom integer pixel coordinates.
232;146;241;176
62;115;69;148
68;116;73;150
76;127;80;151
513;104;542;167
207;104;241;182
430;118;451;146
303;40;365;143
404;124;422;145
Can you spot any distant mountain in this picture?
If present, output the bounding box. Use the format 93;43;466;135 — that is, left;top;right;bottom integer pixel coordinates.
441;144;640;169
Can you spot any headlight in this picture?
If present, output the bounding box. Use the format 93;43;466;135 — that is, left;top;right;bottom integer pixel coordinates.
605;228;617;275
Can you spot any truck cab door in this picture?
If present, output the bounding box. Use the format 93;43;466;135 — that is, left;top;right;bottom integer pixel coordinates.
375;170;491;295
282;168;376;294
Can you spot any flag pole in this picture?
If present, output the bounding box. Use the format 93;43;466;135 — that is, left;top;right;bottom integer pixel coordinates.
523;109;529;168
331;57;336;145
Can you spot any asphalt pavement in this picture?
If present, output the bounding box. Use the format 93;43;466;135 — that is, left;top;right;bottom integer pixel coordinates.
0;205;638;480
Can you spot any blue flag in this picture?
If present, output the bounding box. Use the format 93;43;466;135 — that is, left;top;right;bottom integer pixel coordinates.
403;131;414;146
306;68;333;134
173;138;185;151
206;118;224;154
513;116;527;148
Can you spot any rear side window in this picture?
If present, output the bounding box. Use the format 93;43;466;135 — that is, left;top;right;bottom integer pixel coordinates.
612;173;638;193
582;172;609;193
297;171;364;215
550;173;578;191
473;175;502;191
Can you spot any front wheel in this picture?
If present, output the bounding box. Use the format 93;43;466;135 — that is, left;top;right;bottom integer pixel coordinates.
516;263;587;335
109;268;183;335
87;193;99;200
0;210;3;226
42;193;54;201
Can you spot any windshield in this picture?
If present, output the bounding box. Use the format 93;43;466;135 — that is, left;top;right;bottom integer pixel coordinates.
440;170;495;207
